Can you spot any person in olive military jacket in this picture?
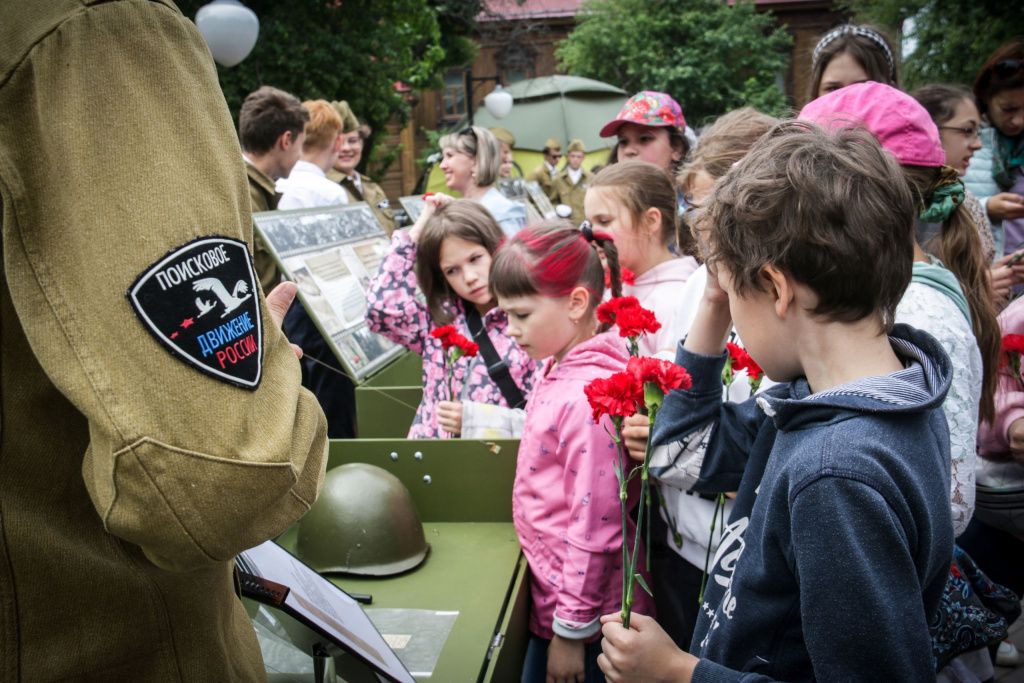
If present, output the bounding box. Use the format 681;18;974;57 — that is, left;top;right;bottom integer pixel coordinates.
239;86;309;294
328;100;397;235
0;2;328;680
527;137;563;201
552;139;593;225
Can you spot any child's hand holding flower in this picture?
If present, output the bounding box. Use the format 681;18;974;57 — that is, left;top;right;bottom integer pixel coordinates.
430;325;479;436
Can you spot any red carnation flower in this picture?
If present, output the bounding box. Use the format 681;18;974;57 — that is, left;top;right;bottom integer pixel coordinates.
596;296;639;326
626;356;692;411
627;356;692;394
584;371;642;422
727;342;763;380
1002;334;1024;355
431;325;477;356
614;305;661;339
455;337;479;357
603;267;637;289
597;296;661;339
430;324;458;349
1001;334;1024;380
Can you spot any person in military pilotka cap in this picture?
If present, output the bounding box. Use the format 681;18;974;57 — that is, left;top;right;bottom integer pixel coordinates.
328;100;397;235
238;86;309;294
527;136;562;201
490;126;520;179
552;138;592;225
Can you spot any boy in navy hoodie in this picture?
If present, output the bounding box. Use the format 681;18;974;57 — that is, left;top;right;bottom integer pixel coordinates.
597;122;954;682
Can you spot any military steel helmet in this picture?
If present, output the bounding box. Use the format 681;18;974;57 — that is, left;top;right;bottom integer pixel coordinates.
296;463;429;576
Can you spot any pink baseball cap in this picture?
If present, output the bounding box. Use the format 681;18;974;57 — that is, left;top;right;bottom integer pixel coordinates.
600;90;686;138
798;81;945;167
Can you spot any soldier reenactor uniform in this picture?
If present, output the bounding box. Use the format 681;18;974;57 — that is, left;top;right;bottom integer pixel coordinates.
245;161;286;293
527;137;563;202
340;173;396;236
0;2;328;679
552;139;593;225
328;101;396;235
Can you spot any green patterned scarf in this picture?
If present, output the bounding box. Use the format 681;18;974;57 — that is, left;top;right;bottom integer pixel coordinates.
993;127;1024;190
920;166;965;223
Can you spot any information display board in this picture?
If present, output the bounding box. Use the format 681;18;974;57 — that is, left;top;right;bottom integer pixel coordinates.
524;181;556;219
253;204;403;381
402;192;540;226
397;196;426;224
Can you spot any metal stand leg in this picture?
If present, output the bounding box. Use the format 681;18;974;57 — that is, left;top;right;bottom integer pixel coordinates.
312;643;336;683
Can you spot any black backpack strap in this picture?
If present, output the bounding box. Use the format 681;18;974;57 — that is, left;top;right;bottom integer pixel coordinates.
464;306;526;409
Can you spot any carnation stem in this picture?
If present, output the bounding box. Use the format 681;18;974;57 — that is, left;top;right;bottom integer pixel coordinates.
644;405;658;573
698;493;727;604
612;417;630;623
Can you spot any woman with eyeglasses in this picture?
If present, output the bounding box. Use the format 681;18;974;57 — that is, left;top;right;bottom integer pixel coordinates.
913;84;1024;306
437;125;527;236
964;41;1024;258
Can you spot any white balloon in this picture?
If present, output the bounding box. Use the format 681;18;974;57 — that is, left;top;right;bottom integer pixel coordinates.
195;0;259;68
483;86;514;119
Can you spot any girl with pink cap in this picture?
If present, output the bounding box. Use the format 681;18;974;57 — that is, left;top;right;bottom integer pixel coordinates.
800;80;1007;678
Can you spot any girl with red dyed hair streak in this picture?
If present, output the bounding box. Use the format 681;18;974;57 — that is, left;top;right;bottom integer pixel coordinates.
490;221;654;682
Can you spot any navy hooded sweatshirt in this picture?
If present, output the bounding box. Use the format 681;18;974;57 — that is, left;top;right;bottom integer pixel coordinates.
650;324;954;682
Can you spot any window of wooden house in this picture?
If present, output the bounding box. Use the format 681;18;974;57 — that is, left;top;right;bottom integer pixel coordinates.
440;69;467;125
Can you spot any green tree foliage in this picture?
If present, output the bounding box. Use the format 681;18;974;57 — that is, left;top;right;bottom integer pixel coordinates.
845;0;1023;91
176;0;484;175
556;0;792;124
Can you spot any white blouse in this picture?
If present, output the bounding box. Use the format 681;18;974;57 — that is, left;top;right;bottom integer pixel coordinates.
896;282;981;537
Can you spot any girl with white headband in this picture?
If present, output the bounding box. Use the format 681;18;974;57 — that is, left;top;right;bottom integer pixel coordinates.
808;23;897;101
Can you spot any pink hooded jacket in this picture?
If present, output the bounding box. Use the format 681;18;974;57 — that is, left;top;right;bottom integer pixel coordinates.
622;256;698;359
978;296;1024;458
513;331;654;640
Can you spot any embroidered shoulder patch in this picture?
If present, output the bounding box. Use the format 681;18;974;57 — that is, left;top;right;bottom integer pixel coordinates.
127;236;263;390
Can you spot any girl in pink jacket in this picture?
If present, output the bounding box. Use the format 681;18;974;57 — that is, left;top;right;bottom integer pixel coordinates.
366;197;537;438
979;295;1024;461
490;221;653;682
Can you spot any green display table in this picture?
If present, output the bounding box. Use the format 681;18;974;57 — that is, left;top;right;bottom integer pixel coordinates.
355;351;422;438
260;438;529;681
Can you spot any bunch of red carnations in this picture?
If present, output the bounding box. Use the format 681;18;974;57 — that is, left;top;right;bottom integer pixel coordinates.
583;296;690;627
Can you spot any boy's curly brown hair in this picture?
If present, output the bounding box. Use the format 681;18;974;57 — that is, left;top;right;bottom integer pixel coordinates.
701;121;914;329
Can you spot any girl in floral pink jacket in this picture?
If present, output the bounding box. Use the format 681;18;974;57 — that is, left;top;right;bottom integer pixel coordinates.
490;221;653;683
366;197;537;439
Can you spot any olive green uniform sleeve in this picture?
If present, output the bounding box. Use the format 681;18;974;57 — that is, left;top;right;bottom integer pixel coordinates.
247;162;286;294
0;0;328;573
